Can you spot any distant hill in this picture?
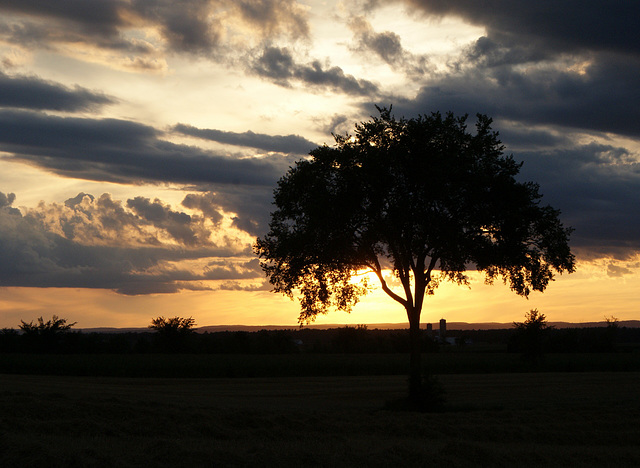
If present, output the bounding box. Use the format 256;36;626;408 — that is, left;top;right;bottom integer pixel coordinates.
79;320;639;333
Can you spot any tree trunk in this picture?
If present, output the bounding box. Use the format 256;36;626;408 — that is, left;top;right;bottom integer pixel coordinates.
408;309;422;403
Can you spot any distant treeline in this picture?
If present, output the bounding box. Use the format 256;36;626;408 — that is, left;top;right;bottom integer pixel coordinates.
1;325;639;354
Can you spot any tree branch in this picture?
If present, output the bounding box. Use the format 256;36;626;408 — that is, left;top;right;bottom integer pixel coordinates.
370;257;408;307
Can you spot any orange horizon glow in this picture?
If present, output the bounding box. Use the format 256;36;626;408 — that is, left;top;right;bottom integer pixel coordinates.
1;258;637;330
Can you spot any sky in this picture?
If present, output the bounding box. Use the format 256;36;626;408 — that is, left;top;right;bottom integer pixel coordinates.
0;0;638;329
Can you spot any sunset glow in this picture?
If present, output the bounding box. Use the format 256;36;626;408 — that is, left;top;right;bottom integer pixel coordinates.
0;1;638;329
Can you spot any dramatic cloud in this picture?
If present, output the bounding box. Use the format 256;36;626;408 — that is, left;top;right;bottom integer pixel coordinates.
0;0;124;36
129;0;223;55
515;142;640;260
393;56;640;139
31;192;233;250
348;16;432;77
181;192;224;224
0;191;263;294
403;1;640;59
0;71;114;111
173;123;317;154
0;0;311;66
370;2;639;138
127;196;205;247
0;109;291;187
250;46;379;95
235;0;309;40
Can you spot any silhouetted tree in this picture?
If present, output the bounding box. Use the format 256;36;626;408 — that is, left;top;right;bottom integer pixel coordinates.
255;107;575;406
601;315;619;351
19;315;77;352
149;316;196;352
19;315;77;335
512;309;551;363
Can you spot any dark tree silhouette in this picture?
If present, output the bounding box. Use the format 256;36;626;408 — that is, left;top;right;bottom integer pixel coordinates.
149;316;196;334
149;316;196;352
19;315;77;335
601;315;619;351
19;315;77;352
255;107;575;405
512;308;551;363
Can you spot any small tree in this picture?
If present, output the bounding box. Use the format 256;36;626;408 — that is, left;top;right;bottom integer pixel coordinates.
18;315;77;352
149;316;196;352
19;315;77;335
255;107;575;405
601;315;619;351
512;309;551;363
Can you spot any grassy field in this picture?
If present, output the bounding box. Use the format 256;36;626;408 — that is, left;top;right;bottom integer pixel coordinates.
2;351;640;378
1;370;639;467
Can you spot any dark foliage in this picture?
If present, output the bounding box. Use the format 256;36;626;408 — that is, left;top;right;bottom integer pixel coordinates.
510;309;551;364
149;316;196;352
16;315;77;353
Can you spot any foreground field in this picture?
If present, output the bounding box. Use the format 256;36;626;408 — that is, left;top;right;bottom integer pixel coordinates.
1;372;639;467
3;351;640;377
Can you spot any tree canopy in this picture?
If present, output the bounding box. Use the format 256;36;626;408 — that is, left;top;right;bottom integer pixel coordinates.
149;316;196;336
19;315;76;336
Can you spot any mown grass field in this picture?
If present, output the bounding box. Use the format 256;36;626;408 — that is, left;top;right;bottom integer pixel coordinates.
1;353;639;466
1;372;639;467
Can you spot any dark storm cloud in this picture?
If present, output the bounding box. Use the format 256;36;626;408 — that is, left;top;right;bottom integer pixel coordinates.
173;123;317;154
0;0;221;54
183;188;274;237
250;46;379;96
0;108;286;238
393;55;640;139
0;0;123;36
348;17;432;77
0;71;114;111
130;0;222;54
385;1;640;138
493;125;571;151
126;196;201;246
0;0;311;60
512;141;640;260
181;192;224;224
0;109;289;187
236;0;309;39
350;17;403;65
0;0;155;62
462;35;551;68
0;191;262;294
403;1;640;58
